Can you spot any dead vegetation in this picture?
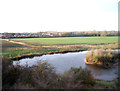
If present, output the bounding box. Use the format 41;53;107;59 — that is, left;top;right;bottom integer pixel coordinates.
2;58;95;89
85;49;119;68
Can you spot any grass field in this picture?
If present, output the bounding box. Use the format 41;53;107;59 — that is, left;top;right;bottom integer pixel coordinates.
2;39;88;58
11;36;118;45
2;40;61;58
2;36;119;58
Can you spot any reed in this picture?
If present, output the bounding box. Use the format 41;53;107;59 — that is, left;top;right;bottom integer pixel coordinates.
85;49;118;68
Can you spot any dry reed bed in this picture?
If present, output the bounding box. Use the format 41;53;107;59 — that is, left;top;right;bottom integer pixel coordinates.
85;49;119;68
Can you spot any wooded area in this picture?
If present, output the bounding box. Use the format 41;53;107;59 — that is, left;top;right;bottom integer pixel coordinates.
1;31;119;38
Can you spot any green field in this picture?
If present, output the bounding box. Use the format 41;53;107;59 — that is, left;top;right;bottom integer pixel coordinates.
2;36;119;58
11;36;118;45
2;40;61;58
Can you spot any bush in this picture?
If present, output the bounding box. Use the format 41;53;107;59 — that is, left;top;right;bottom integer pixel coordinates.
31;61;62;89
2;58;20;88
85;49;118;68
69;67;95;85
2;59;95;89
62;67;95;89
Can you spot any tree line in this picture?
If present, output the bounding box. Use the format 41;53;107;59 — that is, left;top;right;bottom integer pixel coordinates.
1;31;119;38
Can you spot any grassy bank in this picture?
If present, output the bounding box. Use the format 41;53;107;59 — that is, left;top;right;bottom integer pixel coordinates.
2;39;88;58
95;80;115;86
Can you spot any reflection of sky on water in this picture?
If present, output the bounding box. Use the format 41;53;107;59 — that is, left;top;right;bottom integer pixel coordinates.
13;50;118;81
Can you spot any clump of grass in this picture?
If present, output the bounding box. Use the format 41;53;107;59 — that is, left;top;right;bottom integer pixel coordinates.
95;80;115;86
85;49;118;68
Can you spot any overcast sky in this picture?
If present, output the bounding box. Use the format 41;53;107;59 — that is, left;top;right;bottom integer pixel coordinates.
0;0;119;33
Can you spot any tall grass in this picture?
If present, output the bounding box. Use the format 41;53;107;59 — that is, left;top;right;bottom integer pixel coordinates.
85;49;118;68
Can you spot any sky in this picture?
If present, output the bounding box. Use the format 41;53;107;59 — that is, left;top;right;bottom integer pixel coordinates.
0;0;119;33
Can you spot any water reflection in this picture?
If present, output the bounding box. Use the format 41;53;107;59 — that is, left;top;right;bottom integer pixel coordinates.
13;50;118;81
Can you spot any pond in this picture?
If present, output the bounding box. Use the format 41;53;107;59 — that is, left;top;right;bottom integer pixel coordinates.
13;50;119;81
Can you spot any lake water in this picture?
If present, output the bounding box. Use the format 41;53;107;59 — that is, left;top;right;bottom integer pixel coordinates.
13;50;119;81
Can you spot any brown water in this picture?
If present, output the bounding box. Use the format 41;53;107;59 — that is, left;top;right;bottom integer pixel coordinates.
13;50;119;81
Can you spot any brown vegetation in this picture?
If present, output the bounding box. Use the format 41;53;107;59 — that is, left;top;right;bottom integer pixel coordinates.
85;49;119;68
2;58;95;89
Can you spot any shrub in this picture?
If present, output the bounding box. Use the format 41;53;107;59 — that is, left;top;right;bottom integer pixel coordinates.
85;49;118;68
2;59;95;89
62;67;95;89
69;67;95;85
31;61;62;89
2;58;20;88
